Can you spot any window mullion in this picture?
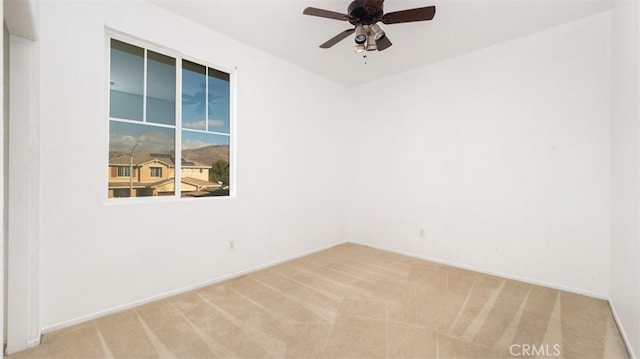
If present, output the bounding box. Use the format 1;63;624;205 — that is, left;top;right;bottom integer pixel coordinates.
143;49;148;123
175;58;182;198
205;67;209;132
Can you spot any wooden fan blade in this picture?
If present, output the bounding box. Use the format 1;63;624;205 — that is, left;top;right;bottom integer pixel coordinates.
376;35;392;51
381;6;436;24
320;28;356;48
303;7;351;21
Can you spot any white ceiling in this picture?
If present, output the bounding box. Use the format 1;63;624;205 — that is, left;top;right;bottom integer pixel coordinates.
150;0;613;87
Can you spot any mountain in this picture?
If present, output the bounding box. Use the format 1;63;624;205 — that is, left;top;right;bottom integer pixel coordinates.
108;145;229;167
183;145;230;166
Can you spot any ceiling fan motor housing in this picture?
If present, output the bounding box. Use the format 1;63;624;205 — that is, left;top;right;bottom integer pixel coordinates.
348;0;384;25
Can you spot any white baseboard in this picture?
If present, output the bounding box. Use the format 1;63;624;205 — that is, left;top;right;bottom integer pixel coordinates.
609;300;637;359
40;240;347;334
5;337;41;356
349;240;608;299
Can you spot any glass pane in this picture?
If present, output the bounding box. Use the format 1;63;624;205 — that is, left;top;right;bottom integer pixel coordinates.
108;121;176;198
181;131;230;197
110;39;144;121
147;51;176;125
182;60;206;130
208;68;230;134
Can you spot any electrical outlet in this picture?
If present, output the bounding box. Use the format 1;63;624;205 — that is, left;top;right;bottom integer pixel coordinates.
228;240;235;251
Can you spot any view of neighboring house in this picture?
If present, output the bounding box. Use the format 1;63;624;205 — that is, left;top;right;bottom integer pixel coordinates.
108;152;220;198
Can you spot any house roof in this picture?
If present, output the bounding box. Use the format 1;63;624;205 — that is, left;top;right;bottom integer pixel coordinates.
108;152;210;168
147;178;175;189
181;177;219;188
109;152;175;167
108;182;147;189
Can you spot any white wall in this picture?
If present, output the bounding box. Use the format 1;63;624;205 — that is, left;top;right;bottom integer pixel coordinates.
611;1;640;357
27;2;639;356
4;0;40;353
6;33;39;356
37;0;350;331
348;12;612;297
1;4;5;358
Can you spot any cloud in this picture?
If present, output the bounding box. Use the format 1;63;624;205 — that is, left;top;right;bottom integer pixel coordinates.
208;119;225;128
183;119;226;131
109;134;137;152
184;120;206;131
110;131;175;153
182;139;218;150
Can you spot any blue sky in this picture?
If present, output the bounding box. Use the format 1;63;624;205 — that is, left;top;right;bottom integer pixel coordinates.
110;41;231;153
182;64;230;134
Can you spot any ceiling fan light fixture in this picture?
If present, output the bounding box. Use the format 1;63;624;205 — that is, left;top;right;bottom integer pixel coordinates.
354;24;367;44
366;34;377;51
370;23;385;40
354;44;366;53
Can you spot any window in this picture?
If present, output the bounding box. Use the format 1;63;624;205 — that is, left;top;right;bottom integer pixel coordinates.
117;166;130;177
150;167;162;178
108;36;232;199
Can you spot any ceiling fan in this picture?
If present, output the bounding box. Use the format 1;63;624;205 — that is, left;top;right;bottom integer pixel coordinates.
303;0;436;52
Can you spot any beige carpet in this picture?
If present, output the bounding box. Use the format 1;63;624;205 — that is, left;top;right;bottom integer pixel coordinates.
10;243;629;358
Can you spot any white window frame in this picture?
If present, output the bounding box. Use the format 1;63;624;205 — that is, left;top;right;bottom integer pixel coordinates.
105;29;236;202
